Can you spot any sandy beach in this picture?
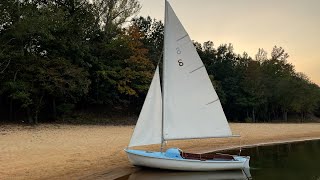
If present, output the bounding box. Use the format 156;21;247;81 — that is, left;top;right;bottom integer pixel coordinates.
0;123;320;179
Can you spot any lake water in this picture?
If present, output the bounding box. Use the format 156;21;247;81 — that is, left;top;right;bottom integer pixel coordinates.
117;140;320;180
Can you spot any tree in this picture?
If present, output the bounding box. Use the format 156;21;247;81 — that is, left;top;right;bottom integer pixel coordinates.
1;0;319;124
0;0;92;123
238;60;266;122
132;16;164;65
92;0;141;37
94;24;154;111
255;48;268;62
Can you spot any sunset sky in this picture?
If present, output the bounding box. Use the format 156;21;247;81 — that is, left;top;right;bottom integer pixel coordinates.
138;0;320;85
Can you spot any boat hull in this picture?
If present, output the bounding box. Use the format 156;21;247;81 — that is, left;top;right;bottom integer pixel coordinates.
125;149;250;171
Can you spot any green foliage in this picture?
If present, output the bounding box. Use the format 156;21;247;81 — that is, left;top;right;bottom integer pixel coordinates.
132;16;164;64
0;0;319;124
0;0;135;123
57;103;75;115
195;42;320;122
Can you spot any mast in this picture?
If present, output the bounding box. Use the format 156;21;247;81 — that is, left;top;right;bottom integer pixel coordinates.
160;0;167;153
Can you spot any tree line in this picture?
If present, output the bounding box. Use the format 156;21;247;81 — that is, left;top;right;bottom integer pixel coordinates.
1;0;319;124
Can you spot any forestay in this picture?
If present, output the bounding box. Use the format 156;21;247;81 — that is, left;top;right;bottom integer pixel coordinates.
128;66;162;147
162;1;232;140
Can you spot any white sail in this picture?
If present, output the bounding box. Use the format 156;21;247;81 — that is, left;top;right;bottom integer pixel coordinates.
163;1;232;140
129;66;162;147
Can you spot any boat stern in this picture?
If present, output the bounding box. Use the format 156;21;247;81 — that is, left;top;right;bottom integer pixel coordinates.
244;156;250;169
233;155;250;169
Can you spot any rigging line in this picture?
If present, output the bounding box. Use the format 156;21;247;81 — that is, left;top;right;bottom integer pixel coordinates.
189;65;205;73
176;34;188;42
206;98;220;105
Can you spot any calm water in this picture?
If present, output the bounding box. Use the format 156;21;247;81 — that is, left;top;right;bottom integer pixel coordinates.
117;140;320;180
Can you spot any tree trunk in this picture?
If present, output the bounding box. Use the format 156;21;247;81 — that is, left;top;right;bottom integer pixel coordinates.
52;97;57;120
283;110;288;122
252;108;256;123
272;108;276;121
300;112;304;123
33;94;44;125
9;71;19;122
34;111;38;124
27;108;33;124
9;99;13;121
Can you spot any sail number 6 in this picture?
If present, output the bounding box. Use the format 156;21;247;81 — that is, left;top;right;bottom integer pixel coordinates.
176;48;183;66
178;59;184;66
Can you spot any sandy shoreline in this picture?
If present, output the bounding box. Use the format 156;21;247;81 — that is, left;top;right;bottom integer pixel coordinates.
1;123;320;179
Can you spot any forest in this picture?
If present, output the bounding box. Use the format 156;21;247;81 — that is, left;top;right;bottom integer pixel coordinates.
1;0;320;124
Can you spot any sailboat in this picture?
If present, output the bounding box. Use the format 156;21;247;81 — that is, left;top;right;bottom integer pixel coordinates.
125;0;250;171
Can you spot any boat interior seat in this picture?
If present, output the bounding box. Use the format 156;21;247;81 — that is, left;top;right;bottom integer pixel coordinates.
180;151;235;161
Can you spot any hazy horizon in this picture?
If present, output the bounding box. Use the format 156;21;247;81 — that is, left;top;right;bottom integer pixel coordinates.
137;0;320;85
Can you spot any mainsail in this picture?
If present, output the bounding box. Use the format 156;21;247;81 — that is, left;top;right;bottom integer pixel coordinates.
162;1;232;140
129;0;233;147
128;66;162;147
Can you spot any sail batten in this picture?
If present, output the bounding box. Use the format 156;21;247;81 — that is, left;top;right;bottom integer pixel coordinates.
190;65;205;73
177;34;189;41
206;99;220;105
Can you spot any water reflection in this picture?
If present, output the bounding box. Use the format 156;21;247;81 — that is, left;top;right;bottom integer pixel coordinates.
247;140;320;180
125;169;251;180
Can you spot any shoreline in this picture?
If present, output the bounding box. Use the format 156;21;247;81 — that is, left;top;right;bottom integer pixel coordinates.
0;123;319;179
202;137;320;153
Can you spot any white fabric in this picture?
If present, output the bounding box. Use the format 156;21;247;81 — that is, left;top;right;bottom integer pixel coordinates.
163;1;232;140
129;66;162;147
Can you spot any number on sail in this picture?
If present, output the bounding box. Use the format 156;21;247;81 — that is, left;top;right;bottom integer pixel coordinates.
176;48;181;54
178;59;184;66
176;47;183;66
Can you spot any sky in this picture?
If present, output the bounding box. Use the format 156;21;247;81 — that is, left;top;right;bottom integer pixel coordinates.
137;0;320;85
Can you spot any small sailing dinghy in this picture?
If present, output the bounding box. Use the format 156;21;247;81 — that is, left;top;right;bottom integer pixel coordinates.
125;0;250;171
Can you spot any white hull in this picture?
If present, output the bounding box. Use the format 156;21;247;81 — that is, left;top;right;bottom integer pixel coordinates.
126;150;250;171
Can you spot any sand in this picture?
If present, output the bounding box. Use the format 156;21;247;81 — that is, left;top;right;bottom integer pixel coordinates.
0;123;320;179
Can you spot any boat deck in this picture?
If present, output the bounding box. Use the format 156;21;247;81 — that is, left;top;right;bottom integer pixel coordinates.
126;148;242;162
180;152;235;161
